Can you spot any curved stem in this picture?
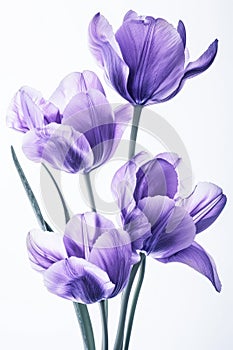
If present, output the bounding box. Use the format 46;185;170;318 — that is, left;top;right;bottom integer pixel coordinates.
73;302;96;350
128;106;143;159
100;301;109;350
124;253;146;350
83;172;97;212
113;261;141;350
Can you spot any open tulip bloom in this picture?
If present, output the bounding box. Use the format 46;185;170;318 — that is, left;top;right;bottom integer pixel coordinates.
8;8;227;350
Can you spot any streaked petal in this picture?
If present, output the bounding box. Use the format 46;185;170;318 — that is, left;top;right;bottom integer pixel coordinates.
22;123;93;173
50;71;105;113
64;212;115;259
134;157;178;202
7;87;60;132
158;242;221;292
181;182;227;233
115;15;184;104
156;152;180;168
62;89;114;132
111;152;149;215
160;39;218;102
89;228;132;296
89;13;132;102
44;257;114;303
177;20;186;47
26;229;67;272
139;196;195;257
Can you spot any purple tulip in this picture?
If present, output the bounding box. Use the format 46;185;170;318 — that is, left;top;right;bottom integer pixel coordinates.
7;71;132;173
112;152;226;291
89;10;218;105
27;212;133;303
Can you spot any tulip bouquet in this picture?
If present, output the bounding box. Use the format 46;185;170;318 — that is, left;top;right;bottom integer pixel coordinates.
7;10;226;350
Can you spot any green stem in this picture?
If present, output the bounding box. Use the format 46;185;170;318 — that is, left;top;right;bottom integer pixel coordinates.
100;301;109;350
124;253;146;350
113;261;141;350
73;302;96;350
128;106;143;159
83;172;97;212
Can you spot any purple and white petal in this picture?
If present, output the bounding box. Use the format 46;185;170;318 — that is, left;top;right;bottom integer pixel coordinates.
89;13;132;103
111;152;149;214
49;71;105;113
26;229;67;272
158;242;222;292
22;123;93;173
44;257;114;303
89;228;132;296
181;182;227;233
64;212;115;259
115;15;185;104
7;87;60;132
134;157;178;202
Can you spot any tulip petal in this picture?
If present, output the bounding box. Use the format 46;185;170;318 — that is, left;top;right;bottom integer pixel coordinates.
50;71;105;113
89;228;132;296
177;20;186;47
111;152;149;215
158;242;222;292
27;229;67;272
115;15;185;104
89;13;132;103
7;87;60;132
160;39;218;102
22;123;93;173
181;182;227;233
44;257;115;303
134;157;178;202
64;212;115;259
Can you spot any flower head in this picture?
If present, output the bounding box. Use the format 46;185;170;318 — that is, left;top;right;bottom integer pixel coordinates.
112;152;226;291
89;10;218;105
27;212;133;303
7;71;132;173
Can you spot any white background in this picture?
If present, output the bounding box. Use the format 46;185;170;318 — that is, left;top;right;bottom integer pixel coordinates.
0;0;232;349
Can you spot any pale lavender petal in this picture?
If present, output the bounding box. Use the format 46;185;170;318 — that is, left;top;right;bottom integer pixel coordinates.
123;10;139;22
7;87;60;132
123;207;151;251
44;257;115;303
64;213;115;259
62;89;114;132
111;152;149;215
89;13;132;103
26;229;67;272
50;71;105;113
134;157;178;202
115;16;184;104
22;123;93;173
160;40;218;102
156;152;181;168
158;242;221;292
89;228;132;296
181;182;227;233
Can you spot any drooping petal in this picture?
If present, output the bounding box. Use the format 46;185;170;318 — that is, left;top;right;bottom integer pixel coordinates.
115;15;185;104
181;182;227;233
89;13;132;102
111;152;149;215
89;228;132;297
64;212;115;259
26;229;67;272
50;71;105;114
139;196;195;257
44;257;115;303
159;39;218;102
7;87;60;132
134;157;178;203
22;123;93;173
158;242;221;292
